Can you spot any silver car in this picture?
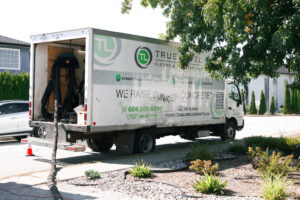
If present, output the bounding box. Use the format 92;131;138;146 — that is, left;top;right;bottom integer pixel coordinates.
0;100;32;140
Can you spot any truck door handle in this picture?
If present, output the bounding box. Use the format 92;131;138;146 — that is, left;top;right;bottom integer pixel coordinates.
228;107;232;110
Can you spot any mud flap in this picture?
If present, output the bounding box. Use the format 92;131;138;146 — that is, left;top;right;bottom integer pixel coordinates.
115;132;135;154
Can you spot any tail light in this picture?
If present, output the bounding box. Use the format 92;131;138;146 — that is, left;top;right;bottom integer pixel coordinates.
29;101;32;120
84;104;87;125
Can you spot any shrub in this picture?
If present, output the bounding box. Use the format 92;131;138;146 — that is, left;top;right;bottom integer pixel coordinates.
248;147;296;177
291;88;297;114
245;136;300;155
270;96;276;115
189;160;218;175
241;88;246;114
85;169;101;179
193;173;227;195
250;91;257;114
259;90;267;115
262;175;292;200
227;144;248;155
283;81;291;114
298;90;300;114
130;161;153;178
0;71;29;100
186;142;215;161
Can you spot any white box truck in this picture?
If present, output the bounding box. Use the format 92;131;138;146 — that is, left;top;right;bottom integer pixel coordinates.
29;28;244;153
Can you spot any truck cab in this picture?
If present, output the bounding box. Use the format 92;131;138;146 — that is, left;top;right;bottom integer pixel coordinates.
222;80;244;140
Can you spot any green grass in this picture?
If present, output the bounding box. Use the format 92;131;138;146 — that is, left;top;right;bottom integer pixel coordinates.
193;173;227;195
130;161;153;178
186;142;215;161
227;144;248;155
244;136;300;155
85;169;101;179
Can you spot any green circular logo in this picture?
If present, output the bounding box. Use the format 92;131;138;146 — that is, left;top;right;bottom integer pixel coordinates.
116;74;121;82
94;35;121;66
134;47;152;69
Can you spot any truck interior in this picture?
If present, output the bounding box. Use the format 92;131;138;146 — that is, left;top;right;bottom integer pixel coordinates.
32;38;86;124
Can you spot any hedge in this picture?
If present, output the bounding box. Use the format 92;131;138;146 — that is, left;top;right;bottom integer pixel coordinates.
0;71;29;101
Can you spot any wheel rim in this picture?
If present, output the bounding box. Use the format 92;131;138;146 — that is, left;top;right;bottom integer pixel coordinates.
227;126;234;138
139;134;153;153
37;127;45;138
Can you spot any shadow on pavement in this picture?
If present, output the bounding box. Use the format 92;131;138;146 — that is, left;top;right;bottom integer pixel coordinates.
51;137;252;173
0;182;96;200
55;137;222;165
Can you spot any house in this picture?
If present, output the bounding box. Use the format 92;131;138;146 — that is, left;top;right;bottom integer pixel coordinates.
247;67;294;112
0;35;30;74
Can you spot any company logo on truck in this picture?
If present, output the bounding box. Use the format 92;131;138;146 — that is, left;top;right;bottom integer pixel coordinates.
94;35;121;66
135;47;152;69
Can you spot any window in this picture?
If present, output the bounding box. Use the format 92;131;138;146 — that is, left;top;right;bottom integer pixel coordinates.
227;84;241;102
0;104;18;115
16;103;29;112
0;48;20;70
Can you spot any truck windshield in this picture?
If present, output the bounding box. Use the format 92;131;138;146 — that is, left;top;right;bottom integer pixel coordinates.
227;83;241;102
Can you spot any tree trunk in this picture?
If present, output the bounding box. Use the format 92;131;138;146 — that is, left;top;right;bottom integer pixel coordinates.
47;99;63;200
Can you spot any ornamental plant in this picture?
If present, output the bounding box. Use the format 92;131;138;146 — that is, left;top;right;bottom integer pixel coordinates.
283;81;291;114
193;173;227;195
291;88;296;113
250;91;257;114
259;90;266;115
241;88;246;114
189;160;219;175
248;147;296;178
130;161;153;178
270;96;276;115
85;169;101;179
262;175;292;200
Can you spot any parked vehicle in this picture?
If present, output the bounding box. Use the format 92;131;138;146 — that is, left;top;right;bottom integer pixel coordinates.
29;28;244;153
0;100;32;140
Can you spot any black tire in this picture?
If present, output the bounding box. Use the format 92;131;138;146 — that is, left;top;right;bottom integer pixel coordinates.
86;138;96;151
87;138;113;152
134;132;155;153
221;121;236;141
33;127;45;138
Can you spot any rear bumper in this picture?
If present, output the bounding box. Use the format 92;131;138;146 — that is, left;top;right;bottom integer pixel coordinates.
29;121;90;133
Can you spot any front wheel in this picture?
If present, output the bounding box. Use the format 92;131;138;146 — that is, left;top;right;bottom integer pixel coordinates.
134;132;155;153
221;121;236;141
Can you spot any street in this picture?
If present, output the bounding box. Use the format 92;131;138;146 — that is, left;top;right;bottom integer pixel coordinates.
0;116;299;199
0;116;299;181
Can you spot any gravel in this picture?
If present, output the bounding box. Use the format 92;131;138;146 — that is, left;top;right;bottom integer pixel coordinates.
68;157;264;200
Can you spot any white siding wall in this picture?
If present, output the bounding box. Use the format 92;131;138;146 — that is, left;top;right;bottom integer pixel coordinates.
248;74;294;112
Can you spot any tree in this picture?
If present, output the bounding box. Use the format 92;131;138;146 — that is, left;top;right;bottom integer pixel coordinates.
47;100;63;200
291;88;297;113
258;90;266;115
298;90;300;114
283;81;291;114
250;91;257;114
270;96;276;115
122;1;300;86
241;88;246;114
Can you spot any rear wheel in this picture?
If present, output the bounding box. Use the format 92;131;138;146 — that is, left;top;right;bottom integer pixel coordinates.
33;127;45;138
134;132;155;153
221;121;236;141
86;138;113;152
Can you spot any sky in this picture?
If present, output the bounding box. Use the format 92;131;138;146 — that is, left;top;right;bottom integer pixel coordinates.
0;0;168;43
